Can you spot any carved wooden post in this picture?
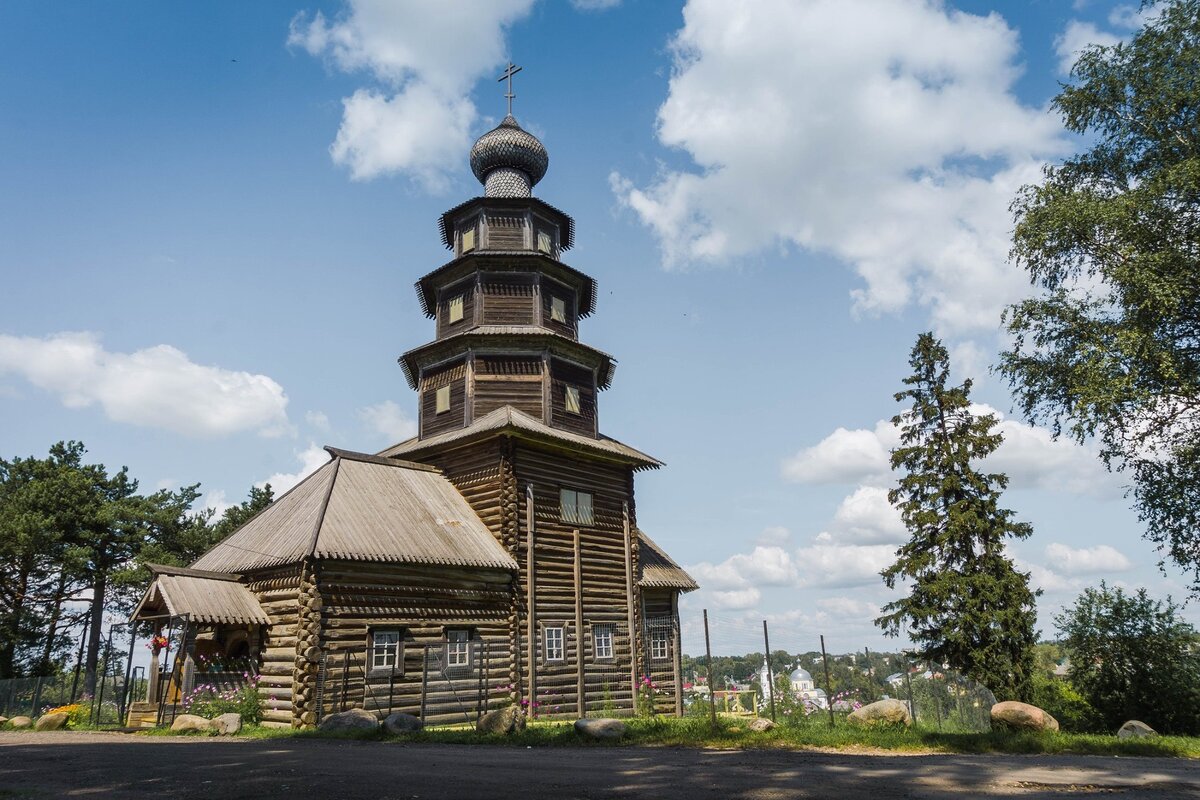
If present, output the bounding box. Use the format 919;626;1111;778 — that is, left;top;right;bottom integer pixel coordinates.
622;501;638;715
499;441;521;707
573;528;585;717
525;483;537;719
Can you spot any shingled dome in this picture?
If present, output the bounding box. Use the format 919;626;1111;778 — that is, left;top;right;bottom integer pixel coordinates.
470;114;548;197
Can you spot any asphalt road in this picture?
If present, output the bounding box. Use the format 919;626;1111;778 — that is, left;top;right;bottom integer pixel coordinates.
2;731;1199;799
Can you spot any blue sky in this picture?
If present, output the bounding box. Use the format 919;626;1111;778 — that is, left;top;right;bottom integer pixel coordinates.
0;0;1185;656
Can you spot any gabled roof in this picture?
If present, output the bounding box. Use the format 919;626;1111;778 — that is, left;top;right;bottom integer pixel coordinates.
190;448;518;574
132;564;270;625
378;406;663;471
638;531;698;592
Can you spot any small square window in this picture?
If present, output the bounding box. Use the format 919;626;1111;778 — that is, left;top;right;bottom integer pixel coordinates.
651;632;669;661
537;231;552;254
544;626;564;662
564;385;581;415
371;629;402;671
560;488;594;525
448;295;464;324
461;228;476;253
593;625;614;660
435;385;451;414
446;629;471;669
549;296;566;324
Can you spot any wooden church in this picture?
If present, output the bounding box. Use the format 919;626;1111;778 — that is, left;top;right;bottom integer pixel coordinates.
133;81;696;728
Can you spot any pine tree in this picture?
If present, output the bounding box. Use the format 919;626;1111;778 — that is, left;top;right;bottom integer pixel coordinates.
876;333;1040;701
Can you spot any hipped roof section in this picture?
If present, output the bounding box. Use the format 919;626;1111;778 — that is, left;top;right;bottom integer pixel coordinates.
638;531;699;592
438;196;575;251
132;564;270;625
190;447;518;575
379;406;663;471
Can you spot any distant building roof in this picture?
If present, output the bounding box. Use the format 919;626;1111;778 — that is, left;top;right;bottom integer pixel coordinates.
379;406;663;471
190;448;518;574
790;667;813;683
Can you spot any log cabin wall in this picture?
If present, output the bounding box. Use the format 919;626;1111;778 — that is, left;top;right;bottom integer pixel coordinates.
480;272;536;325
245;564;303;728
549;359;598;438
512;443;642;714
484;212;528;250
642;589;681;715
435;277;477;339
314;559;513;726
419;360;467;437
473;355;545;419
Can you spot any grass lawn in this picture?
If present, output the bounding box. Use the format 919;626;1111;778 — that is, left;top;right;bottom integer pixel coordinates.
158;715;1200;758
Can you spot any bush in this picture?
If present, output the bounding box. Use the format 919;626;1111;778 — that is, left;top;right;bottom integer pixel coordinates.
1029;673;1101;733
43;703;88;728
181;676;262;724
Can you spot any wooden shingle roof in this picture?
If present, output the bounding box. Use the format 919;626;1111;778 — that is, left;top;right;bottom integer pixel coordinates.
190;448;518;575
379;406;663;471
638;531;698;592
132;565;270;625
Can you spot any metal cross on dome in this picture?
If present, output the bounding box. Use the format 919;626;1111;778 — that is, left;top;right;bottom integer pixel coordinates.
498;62;522;116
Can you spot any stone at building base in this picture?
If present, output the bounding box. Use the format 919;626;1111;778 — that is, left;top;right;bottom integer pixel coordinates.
574;718;627;740
990;701;1059;732
848;699;912;727
171;714;215;733
748;718;776;732
383;712;424;735
318;708;379;733
33;712;68;731
477;706;526;735
213;713;242;735
8;716;32;729
1118;719;1157;739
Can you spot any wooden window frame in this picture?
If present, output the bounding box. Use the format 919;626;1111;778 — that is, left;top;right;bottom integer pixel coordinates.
369;628;403;675
650;631;669;661
435;385;451;414
461;226;476;253
549;295;567;324
447;294;464;324
543;625;565;663
445;628;472;671
592;624;614;661
537;230;553;254
564;384;581;415
559;488;594;525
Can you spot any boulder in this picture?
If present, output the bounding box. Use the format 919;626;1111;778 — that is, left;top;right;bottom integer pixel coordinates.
748;718;776;732
34;712;68;731
990;701;1059;733
0;716;8;727
213;713;242;735
1118;719;1158;739
318;708;379;733
847;699;912;727
170;714;215;733
383;712;424;735
7;716;32;730
476;706;526;735
574;718;627;740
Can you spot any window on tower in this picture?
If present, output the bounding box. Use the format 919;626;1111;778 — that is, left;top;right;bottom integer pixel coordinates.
461;227;476;253
549;295;567;324
448;294;464;324
564;385;581;414
560;488;593;525
537;230;552;254
436;385;451;414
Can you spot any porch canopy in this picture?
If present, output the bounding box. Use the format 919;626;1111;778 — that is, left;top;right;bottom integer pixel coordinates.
132;564;270;626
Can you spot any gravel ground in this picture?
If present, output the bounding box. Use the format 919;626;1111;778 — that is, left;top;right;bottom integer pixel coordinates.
1;731;1199;799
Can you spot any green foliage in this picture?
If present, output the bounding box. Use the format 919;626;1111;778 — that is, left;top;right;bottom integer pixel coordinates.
999;0;1200;592
1056;582;1200;735
181;677;263;724
1030;672;1101;733
878;333;1040;702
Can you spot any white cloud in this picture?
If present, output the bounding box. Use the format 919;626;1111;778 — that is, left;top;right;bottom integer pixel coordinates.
357;400;417;443
822;486;905;545
1045;542;1133;575
711;587;761;610
781;420;897;485
687;545;799;591
571;0;621;9
614;0;1066;334
290;0;536;189
305;410;331;432
258;444;330;494
794;543;896;589
0;332;289;437
1054;20;1121;74
783;404;1112;494
816;596;882;621
203;489;233;519
756;525;791;546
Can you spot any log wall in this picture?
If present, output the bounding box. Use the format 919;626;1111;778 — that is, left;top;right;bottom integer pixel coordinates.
245;565;304;729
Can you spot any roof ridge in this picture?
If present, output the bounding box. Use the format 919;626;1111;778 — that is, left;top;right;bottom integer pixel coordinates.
324;446;442;473
306;455;341;558
145;563;242;582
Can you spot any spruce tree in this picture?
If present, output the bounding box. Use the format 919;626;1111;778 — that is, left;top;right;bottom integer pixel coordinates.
876;333;1040;701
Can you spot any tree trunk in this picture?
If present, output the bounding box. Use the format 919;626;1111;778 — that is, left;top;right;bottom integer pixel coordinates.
0;564;32;679
83;568;107;696
35;573;70;676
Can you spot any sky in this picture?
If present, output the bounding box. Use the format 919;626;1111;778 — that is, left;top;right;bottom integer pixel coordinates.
0;0;1187;658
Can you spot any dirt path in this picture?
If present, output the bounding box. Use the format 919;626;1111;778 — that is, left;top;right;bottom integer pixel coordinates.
1;731;1198;799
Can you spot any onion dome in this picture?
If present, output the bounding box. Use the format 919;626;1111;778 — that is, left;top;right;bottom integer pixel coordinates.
790;667;813;683
469;114;549;198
